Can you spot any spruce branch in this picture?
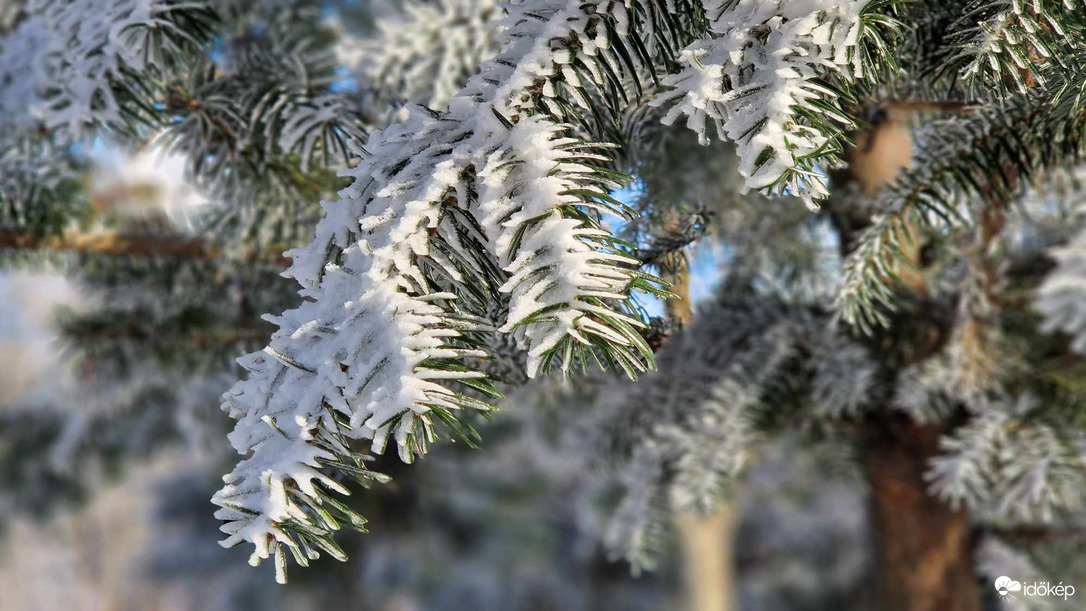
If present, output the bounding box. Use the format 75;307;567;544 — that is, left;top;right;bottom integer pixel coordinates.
213;0;702;580
0;0;216;141
835;69;1086;332
936;0;1086;97
653;0;905;208
592;290;878;569
359;0;504;111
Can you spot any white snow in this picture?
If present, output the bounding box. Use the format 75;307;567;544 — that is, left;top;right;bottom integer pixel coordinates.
0;0;202;140
215;0;657;567
654;0;871;208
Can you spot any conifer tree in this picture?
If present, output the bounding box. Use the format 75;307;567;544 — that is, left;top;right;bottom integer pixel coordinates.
4;1;1086;609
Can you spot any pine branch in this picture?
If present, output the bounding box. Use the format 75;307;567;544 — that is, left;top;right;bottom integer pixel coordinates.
213;0;699;581
835;68;1086;331
1037;219;1086;354
0;228;214;259
1;2;366;249
359;0;503;111
0;228;292;263
0;0;216;141
593;291;877;569
653;0;905;208
153;24;369;216
936;0;1086;97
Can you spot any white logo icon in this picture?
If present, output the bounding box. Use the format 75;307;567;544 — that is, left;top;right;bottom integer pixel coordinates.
995;576;1022;601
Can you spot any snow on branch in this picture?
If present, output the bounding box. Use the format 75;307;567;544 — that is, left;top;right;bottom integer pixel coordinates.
597;296;802;568
593;288;882;569
215;0;680;580
360;0;503;111
926;394;1086;522
940;0;1086;96
0;0;213;140
653;0;897;209
1036;224;1086;354
926;408;1008;511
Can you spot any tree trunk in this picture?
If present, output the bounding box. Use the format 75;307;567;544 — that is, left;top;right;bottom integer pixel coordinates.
676;507;736;611
665;257;736;611
860;417;981;611
845;109;980;611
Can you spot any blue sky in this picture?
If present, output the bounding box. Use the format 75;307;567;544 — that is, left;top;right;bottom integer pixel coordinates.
611;184;725;319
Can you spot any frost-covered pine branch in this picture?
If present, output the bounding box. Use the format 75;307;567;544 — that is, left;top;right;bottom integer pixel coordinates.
359;0;503;111
892;356;972;423
0;0;214;141
926;406;1009;510
808;326;877;419
151;6;370;234
11;0;1086;596
0;1;369;250
653;0;901;209
1037;223;1086;354
213;0;711;580
926;394;1086;523
938;0;1086;96
591;290;878;568
834;77;1086;331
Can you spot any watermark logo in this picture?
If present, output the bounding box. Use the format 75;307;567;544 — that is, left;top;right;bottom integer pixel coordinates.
994;576;1021;601
994;576;1075;602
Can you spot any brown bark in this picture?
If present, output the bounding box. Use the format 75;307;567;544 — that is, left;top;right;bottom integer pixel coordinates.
845;107;981;611
0;228;290;263
845;110;927;294
665;257;694;325
861;417;980;611
0;228;217;258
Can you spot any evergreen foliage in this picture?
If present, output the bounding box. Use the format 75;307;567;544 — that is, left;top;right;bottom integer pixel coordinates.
3;0;1086;597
